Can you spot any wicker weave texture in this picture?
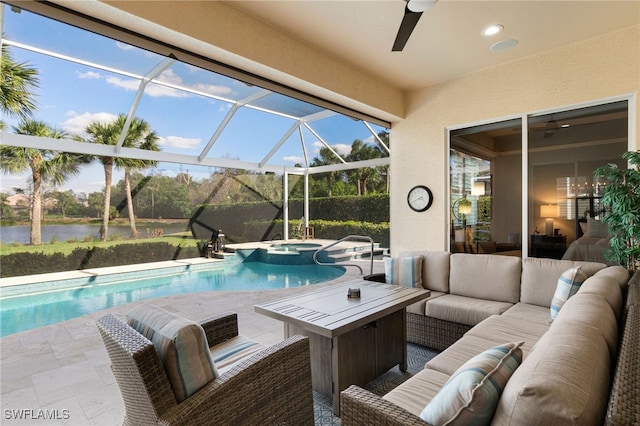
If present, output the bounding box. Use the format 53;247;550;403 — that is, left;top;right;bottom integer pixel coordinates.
97;313;314;425
406;313;471;351
606;271;640;426
340;385;431;426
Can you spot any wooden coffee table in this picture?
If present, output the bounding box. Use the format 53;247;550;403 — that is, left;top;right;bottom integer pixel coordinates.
255;279;430;415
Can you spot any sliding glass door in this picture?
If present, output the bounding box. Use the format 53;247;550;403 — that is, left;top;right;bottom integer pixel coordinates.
449;118;522;255
449;98;629;259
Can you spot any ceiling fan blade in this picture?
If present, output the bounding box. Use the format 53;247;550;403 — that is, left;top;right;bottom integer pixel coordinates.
392;7;423;51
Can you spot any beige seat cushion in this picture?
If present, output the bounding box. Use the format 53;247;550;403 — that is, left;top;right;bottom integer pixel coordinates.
501;303;553;325
383;367;451;417
406;291;446;315
210;335;265;375
425;334;499;376
425;294;513;326
492;323;612;425
465;315;549;356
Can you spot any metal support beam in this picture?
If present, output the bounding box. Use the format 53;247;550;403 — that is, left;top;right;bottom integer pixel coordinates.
115;55;175;153
364;121;390;154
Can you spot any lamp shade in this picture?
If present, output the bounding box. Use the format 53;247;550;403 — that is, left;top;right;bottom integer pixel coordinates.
458;199;472;215
540;204;557;218
471;181;485;196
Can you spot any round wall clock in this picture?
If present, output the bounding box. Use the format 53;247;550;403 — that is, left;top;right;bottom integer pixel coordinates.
407;185;433;212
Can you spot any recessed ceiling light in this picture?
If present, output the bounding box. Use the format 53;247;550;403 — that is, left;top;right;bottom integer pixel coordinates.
490;39;519;52
482;24;503;37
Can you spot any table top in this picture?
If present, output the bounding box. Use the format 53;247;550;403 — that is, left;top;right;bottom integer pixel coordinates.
254;279;430;338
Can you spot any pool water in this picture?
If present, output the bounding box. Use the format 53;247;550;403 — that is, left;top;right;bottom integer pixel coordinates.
0;259;345;337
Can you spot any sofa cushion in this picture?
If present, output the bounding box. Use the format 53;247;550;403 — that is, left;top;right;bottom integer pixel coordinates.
578;275;624;320
493;323;612;425
420;342;523;425
592;265;630;287
383;368;451;417
501;303;552;325
425;294;513;326
384;256;423;288
550;266;587;319
520;258;605;307
552;292;619;358
127;304;218;402
426;335;502;376
398;250;451;292
449;254;521;303
465;315;549;357
406;291;446;315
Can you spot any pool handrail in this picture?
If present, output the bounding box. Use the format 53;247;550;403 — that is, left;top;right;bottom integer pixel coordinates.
313;235;375;275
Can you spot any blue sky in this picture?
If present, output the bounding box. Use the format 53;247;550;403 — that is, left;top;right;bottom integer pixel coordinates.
0;5;387;195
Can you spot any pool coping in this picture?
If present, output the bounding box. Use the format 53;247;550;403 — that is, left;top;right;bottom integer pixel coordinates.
0;257;225;288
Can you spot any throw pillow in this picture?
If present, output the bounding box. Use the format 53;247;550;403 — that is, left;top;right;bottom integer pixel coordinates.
550;266;587;319
384;256;423;288
420;341;524;425
127;304;219;402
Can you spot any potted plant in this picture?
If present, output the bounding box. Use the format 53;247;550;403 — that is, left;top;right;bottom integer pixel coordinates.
594;150;640;271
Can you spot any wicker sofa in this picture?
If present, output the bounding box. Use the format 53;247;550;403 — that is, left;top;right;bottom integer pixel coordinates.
342;252;638;425
97;310;314;426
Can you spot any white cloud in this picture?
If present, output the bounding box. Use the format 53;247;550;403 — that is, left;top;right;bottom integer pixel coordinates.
77;70;101;79
62;111;118;137
191;82;234;97
283;155;305;164
115;41;136;51
332;143;352;157
157;135;201;149
104;76;140;91
311;141;351;157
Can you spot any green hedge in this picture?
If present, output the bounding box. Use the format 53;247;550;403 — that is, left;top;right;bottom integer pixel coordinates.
1;242;201;278
190;194;389;243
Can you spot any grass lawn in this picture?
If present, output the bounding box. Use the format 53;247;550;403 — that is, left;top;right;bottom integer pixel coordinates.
0;234;199;256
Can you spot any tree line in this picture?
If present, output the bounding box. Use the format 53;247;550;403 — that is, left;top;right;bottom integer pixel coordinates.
0;45;390;245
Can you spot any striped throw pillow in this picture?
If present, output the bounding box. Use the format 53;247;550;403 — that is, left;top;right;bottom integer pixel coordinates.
127;304;219;402
550;266;587;319
384;256;423;288
420;341;524;425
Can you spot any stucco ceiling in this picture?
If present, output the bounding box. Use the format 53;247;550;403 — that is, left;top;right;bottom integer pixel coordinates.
227;0;640;91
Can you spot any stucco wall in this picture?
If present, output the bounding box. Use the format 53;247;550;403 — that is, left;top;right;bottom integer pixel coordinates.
391;25;640;254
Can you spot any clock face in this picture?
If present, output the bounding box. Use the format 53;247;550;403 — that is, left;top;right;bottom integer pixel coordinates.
408;185;433;212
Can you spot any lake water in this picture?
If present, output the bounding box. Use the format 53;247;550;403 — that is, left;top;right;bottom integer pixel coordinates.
0;223;190;244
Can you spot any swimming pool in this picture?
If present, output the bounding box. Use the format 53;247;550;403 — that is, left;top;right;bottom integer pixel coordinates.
0;257;345;337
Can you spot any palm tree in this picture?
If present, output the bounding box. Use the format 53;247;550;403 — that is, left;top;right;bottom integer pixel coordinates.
119;130;159;236
348;139;381;195
0;44;39;126
0;120;81;244
311;146;341;197
84;114;158;240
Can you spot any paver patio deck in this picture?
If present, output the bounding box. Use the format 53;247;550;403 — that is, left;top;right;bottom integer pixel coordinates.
0;257;383;425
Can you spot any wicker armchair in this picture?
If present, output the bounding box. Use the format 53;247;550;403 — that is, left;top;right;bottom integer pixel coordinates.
97;312;314;426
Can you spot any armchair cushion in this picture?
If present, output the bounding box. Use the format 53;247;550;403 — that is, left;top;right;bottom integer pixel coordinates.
127;304;219;402
384;255;423;288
